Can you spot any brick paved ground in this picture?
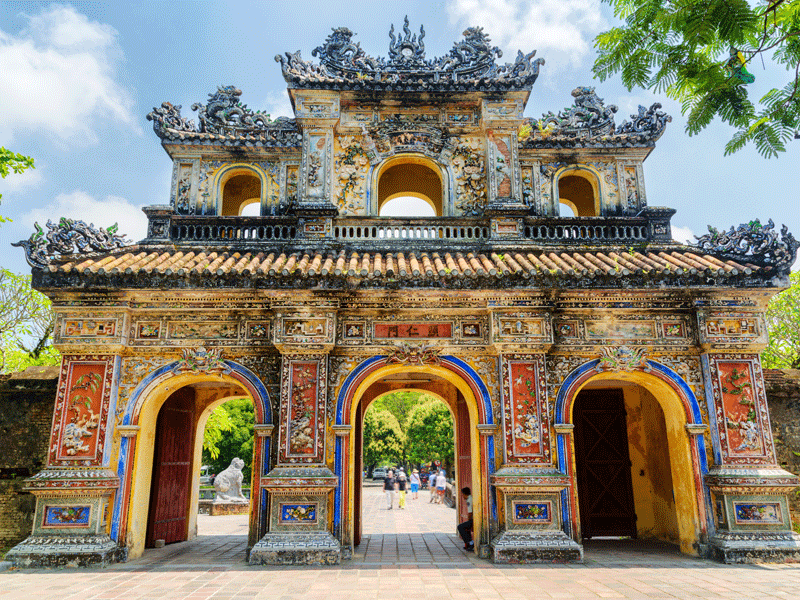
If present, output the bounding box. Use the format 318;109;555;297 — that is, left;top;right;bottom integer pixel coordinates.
2;482;799;599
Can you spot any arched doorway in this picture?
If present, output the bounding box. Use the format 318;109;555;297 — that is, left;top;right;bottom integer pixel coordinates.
373;155;447;216
356;384;464;545
115;361;272;560
556;360;708;555
334;356;495;556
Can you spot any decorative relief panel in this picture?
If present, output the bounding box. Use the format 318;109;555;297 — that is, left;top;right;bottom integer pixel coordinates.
275;312;335;350
42;505;91;528
487;131;516;201
512;500;552;525
733;501;782;525
705;354;775;465
50;356;115;466
168;321;239;340
279;357;327;464
116;355;170;424
333;135;368;215
279;502;318;524
552;314;691;346
62;319;118;338
501;355;550;464
130;316;272;347
302;130;332;201
493;312;552;346
698;312;766;347
336;314;488;346
452;137;486;216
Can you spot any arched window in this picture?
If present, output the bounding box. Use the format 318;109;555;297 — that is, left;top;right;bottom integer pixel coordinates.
376;157;443;216
220;172;261;216
557;172;599;217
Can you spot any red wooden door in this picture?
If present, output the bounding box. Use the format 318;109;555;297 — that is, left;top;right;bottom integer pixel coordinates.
573;389;637;538
146;387;195;547
456;391;472;523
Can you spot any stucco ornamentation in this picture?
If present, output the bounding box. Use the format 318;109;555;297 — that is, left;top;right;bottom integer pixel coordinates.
386;342;441;366
694;218;800;274
452;138;486;215
14;218;130;269
596;346;650;373
172;347;230;375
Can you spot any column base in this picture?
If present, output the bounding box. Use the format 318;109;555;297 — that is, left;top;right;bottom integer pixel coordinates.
490;530;583;563
248;531;341;565
708;530;800;564
5;534;124;568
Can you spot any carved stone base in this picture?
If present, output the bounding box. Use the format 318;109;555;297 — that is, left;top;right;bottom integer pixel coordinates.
248;532;341;565
490;530;583;563
708;530;800;564
199;499;250;516
5;534;124;568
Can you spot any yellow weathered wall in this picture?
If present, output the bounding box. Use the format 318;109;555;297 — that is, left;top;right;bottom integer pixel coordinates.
623;384;679;544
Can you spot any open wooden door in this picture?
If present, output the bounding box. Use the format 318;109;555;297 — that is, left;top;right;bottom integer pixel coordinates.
573;388;637;538
455;391;472;523
146;387;196;547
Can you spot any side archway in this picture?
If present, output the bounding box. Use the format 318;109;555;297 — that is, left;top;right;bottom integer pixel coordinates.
371;155;449;216
554;359;709;555
113;360;272;559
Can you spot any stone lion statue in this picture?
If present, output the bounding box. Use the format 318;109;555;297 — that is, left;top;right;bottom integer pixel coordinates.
213;457;247;503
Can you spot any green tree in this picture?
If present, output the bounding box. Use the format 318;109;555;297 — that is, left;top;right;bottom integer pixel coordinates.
405;400;454;472
369;390;433;427
203;405;235;461
201;397;255;484
0;147;35;222
763;270;800;369
593;1;800;157
0;269;59;373
362;408;404;472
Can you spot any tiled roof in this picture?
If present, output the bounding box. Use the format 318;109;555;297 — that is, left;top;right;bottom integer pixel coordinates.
38;246;760;289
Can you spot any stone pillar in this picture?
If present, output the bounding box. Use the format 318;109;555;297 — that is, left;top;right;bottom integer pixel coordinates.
6;355;122;567
249;307;340;565
489;352;582;562
698;305;800;562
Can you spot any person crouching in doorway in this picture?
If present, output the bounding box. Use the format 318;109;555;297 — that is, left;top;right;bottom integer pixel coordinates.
384;469;395;509
457;487;474;550
396;467;407;509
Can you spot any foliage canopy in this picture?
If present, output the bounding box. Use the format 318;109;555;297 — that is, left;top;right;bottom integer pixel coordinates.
201;397;255;484
0;147;35;222
763;270;800;369
593;0;800;157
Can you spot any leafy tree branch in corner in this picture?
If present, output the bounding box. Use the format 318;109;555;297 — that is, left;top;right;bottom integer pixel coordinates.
594;0;800;157
0;147;35;222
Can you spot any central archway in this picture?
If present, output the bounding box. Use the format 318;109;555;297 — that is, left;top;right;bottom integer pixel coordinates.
334;356;495;556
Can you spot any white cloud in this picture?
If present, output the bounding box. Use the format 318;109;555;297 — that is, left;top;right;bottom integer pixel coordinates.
446;0;607;70
22;191;148;243
0;164;43;196
0;5;137;145
261;90;294;119
672;225;696;245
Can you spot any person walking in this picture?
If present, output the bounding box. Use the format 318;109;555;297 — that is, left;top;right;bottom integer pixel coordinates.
384;469;395;509
435;469;447;504
428;470;438;503
409;469;420;500
457;487;474;550
396;467;407;509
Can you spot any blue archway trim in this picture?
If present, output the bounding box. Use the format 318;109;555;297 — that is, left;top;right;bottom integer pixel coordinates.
333;355;495;533
111;359;272;542
553;357;710;536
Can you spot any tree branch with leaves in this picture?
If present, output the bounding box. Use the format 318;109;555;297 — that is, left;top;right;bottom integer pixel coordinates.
594;0;800;158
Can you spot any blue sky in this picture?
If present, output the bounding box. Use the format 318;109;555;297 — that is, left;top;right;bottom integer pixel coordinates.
1;1;798;275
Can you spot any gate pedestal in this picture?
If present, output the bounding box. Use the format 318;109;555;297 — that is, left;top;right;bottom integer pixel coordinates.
249;467;340;565
490;467;583;563
5;468;122;568
706;467;800;563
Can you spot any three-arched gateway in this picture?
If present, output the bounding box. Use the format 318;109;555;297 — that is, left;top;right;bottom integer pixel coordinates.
9;20;800;568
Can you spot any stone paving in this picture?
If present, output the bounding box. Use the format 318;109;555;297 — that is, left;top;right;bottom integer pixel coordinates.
2;482;800;599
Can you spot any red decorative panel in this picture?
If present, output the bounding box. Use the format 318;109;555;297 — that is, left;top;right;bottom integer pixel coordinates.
49;356;115;466
501;355;550;464
707;354;775;465
373;322;452;339
280;357;327;464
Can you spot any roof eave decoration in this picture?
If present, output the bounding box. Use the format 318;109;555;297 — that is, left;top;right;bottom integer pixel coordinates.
13;218;131;270
693;219;799;276
275;17;544;92
519;87;672;149
146;86;301;147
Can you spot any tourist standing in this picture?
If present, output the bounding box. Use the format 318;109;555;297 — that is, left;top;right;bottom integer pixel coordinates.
396;467;407;509
409;469;420;500
457;487;474;550
428;470;438;503
435;470;447;504
384;469;395;509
